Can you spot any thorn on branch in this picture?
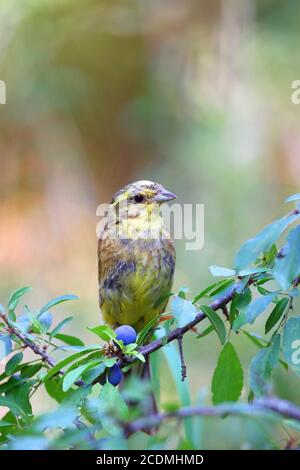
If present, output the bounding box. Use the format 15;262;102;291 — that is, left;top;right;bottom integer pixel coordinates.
177;334;186;382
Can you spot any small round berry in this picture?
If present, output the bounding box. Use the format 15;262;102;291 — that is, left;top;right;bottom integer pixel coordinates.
107;364;122;387
115;325;137;346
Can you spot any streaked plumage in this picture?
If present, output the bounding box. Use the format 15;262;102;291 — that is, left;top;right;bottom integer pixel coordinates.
98;180;176;332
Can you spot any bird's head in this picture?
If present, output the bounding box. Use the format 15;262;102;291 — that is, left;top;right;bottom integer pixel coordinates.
107;181;176;237
111;180;176;207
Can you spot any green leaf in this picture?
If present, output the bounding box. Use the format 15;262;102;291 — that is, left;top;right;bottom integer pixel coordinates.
87;325;116;342
62;364;91;392
0;420;13;429
193;279;236;304
233;292;277;330
43;346;99;382
209;279;236;298
229;302;238;327
25;308;44;333
0;396;26;418
247;335;286;380
59;350;103;374
171;296;197;328
128;351;145;363
257;285;272;296
255;275;274;285
5;352;23;375
211;342;243;404
7;380;34;417
45;377;66;403
178;287;189;299
267;333;281;369
263;243;278;266
82;364;106;385
0;376;26;394
209;266;235;277
38;311;53;333
123;343;137;353
196;324;214;339
137;316;159;345
192;282;223;303
7;287;31;311
265;297;289;334
62;385;92;409
54;333;85;347
235;212;300;271
273;226;300;290
20;363;42;378
49;317;74;339
34;407;77;432
249;334;280;395
102;357;117;368
63;358;104;391
282;317;300;376
0;335;12;361
242;330;267;349
39;294;79;315
200;305;227;345
285;193;300;203
99;383;129;419
230;288;252;326
232;287;252;310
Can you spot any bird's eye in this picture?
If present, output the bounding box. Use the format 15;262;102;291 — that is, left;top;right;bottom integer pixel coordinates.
133;194;144;203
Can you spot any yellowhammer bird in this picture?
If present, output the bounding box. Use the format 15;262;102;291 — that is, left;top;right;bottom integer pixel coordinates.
98;180;176;333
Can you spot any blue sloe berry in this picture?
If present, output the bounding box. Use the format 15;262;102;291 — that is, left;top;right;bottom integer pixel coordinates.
107;364;122;386
115;325;137;346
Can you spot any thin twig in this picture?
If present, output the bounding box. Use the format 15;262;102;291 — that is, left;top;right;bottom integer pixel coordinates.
221;305;229;320
0;312;56;367
255;396;300;421
1;277;252;386
118;277;252;370
123;397;300;435
0;312;85;387
177;334;186;381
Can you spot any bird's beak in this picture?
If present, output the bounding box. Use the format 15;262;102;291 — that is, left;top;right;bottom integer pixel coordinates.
154;187;177;203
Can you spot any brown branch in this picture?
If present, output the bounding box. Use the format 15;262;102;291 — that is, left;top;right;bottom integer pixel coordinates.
221;305;229;320
0;312;85;387
254;396;300;421
1;277;251;386
123;397;300;436
0;312;56;368
177;334;186;381
118;278;251;369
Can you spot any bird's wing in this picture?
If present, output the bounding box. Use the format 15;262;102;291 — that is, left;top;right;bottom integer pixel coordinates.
98;236;119;286
98;237;135;304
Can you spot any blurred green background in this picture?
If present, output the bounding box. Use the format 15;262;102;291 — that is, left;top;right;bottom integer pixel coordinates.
1;0;300;449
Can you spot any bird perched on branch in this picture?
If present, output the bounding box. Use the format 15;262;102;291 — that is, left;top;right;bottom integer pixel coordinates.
98;180;176;333
98;180;176;419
